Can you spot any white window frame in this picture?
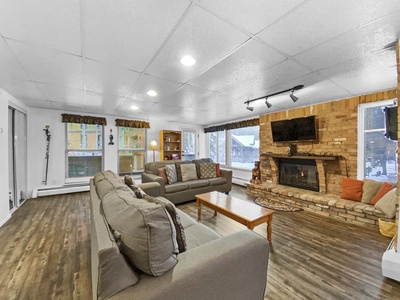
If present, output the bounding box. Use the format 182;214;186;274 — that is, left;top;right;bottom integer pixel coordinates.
117;127;147;174
357;99;396;180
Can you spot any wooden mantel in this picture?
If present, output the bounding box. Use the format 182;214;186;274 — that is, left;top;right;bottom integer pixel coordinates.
261;152;339;161
260;152;339;193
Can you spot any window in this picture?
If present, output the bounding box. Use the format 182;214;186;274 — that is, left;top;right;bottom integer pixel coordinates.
182;130;196;161
209;126;259;169
358;100;397;182
66;123;103;178
118;127;146;174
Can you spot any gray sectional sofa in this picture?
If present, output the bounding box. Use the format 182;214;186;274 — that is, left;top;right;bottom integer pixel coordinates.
141;158;232;204
90;170;269;300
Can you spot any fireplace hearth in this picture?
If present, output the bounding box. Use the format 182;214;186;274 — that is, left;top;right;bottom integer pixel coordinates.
278;158;319;192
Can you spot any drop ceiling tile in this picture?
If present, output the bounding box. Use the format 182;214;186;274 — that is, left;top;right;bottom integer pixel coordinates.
128;74;183;101
257;0;400;56
190;39;286;91
199;0;305;34
0;78;47;105
115;97;158;113
85;60;141;97
145;5;249;83
85;91;125;111
0;38;30;81
0;0;81;55
7;40;84;89
221;59;311;100
294;12;400;71
85;0;190;71
159;84;214;107
37;83;86;106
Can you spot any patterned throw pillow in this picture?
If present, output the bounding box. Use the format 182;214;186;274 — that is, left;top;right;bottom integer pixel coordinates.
144;195;187;253
124;175;135;186
165;164;178;184
129;185;146;198
199;162;217;179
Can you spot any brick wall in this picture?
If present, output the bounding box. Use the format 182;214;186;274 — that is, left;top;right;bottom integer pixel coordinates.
259;89;397;195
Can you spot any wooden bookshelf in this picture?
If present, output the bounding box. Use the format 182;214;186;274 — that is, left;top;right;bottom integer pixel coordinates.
160;130;182;161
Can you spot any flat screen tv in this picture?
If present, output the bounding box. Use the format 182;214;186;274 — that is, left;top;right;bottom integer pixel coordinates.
384;106;398;141
271;116;317;143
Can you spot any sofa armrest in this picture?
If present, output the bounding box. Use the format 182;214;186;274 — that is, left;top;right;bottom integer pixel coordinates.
220;168;232;186
141;173;165;196
137;182;162;197
110;230;269;300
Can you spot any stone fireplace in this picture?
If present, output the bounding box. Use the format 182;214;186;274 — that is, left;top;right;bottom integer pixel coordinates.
278;158;319;192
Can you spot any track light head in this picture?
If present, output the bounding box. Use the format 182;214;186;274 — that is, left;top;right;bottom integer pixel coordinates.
265;99;272;108
246;105;254;111
290;91;299;102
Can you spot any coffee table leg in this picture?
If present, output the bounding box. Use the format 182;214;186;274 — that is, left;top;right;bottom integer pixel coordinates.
197;200;201;221
267;216;273;252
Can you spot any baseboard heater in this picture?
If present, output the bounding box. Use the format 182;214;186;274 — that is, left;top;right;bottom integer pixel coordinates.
232;177;249;186
32;183;89;198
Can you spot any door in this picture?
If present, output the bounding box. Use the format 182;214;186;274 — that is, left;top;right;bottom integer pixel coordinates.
182;130;196;161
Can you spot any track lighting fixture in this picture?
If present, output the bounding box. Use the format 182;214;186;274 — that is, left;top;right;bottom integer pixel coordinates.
290;90;299;102
244;85;304;110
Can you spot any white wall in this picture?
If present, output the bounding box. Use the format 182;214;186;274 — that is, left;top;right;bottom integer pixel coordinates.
27;107;204;196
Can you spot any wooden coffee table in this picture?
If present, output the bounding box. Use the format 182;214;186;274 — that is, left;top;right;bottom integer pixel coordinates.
196;191;275;249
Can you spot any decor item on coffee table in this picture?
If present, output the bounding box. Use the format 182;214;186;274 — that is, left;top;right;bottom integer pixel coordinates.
254;197;303;212
196;191;274;249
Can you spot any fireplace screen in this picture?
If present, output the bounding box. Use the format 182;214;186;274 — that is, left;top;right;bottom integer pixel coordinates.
278;158;319;192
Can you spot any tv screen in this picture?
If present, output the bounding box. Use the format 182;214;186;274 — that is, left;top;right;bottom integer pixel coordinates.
384;106;398;141
271;116;317;143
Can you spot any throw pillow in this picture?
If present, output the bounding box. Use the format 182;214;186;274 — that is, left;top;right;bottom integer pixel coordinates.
124;175;135;186
102;189;179;276
180;163;198;181
361;179;383;203
144;195;187;253
375;188;398;219
370;182;395;205
216;163;221;177
157;167;168;184
129;185;146;198
165;164;178;184
340;177;364;201
199;162;217;179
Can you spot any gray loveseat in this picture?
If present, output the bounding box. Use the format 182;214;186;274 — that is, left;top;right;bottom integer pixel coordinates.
141;158;232;204
90;170;269;300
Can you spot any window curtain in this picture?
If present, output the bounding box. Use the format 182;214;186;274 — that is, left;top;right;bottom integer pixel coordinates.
61;113;107;125
115;118;150;128
204;118;259;133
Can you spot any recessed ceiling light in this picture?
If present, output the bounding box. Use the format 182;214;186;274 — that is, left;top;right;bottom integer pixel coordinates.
147;90;157;97
130;105;139;110
180;55;196;67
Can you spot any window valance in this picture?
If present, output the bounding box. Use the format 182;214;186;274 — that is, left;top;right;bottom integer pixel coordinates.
61;114;107;125
115;118;150;128
204;118;259;133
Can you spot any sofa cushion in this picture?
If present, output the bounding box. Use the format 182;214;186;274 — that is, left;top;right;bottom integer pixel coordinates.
374;188;398;218
209;177;228;186
165;164;178;184
180;163;198;181
94;171;128;199
188;179;210;189
184;223;221;249
361;179;383;203
176;208;198;229
165;182;189;193
341;177;363;201
199;162;217;179
101;189;178;276
144;195;187;253
371;182;396;205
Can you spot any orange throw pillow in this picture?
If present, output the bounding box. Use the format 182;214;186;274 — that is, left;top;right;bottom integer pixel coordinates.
370;182;395;205
215;163;221;177
158;167;169;184
341;177;364;201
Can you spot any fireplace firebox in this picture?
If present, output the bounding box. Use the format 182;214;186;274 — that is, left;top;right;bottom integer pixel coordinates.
278;158;319;192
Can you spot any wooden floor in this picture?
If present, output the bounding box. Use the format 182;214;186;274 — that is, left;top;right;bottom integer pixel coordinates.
1;185;400;299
